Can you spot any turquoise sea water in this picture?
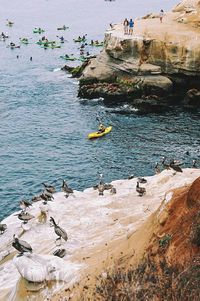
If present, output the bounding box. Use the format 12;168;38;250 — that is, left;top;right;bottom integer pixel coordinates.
0;0;199;220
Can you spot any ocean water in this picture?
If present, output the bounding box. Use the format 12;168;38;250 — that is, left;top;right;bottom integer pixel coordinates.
0;0;199;220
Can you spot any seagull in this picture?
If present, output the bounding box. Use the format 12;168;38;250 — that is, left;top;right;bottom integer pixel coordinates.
50;217;68;242
12;235;32;255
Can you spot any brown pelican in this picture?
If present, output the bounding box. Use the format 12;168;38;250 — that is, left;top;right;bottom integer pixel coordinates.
12;235;32;254
98;181;105;196
192;160;197;168
137;177;147;184
53;248;66;258
155;162;160;174
61;180;73;194
161;157;170;170
169;162;183;173
40;193;54;202
50;217;68;242
104;183;113;190
20;200;32;211
31;195;42;202
0;223;7;234
136;182;146;197
110;187;117;195
17;212;34;223
42;183;56;194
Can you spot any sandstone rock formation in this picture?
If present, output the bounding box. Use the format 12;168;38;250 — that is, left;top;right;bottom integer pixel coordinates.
74;0;200;110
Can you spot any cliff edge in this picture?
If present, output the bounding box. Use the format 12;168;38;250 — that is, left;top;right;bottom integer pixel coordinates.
71;0;200;110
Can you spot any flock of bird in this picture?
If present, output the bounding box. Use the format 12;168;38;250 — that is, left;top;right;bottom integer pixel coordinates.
0;157;199;258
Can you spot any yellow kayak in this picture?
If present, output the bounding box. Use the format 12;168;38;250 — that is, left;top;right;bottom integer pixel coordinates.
88;126;112;139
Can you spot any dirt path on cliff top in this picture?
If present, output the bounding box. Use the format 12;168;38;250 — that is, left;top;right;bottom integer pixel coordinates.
111;12;200;45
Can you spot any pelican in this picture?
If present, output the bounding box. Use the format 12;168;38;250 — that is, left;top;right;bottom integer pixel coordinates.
40;193;54;202
50;217;68;242
136;182;146;197
155;162;160;174
0;223;7;234
161;156;170;169
98;181;105;196
110;187;117;195
17;212;34;223
20;200;32;211
61;180;73;194
12;235;32;254
137;177;147;184
42;183;56;194
169;162;183;173
53;248;66;258
192;160;197;168
31;195;42;202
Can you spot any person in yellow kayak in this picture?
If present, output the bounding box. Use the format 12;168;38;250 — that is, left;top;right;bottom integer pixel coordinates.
98;123;106;133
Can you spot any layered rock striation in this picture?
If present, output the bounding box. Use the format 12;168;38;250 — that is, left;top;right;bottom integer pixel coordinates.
71;0;200;110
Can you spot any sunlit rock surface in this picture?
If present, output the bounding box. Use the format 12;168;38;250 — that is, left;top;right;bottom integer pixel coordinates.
0;168;200;300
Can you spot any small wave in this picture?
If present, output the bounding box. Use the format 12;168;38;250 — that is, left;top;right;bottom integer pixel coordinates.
53;68;61;72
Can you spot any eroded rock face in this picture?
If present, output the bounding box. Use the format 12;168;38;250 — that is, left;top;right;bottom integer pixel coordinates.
75;0;200;107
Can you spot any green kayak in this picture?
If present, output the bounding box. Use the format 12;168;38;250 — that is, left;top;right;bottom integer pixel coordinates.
33;28;45;34
73;38;86;43
60;55;76;61
20;38;29;44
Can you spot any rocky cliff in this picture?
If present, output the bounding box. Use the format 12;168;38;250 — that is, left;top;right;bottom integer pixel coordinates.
70;0;200;110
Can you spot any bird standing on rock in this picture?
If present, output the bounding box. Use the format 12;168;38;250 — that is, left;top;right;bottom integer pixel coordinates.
136;182;146;197
42;183;56;194
12;235;32;255
20;200;32;211
50;217;68;242
0;223;7;234
169;161;183;173
98;181;105;196
17;212;34;223
61;180;73;194
192;160;197;168
155;162;160;174
161;156;170;170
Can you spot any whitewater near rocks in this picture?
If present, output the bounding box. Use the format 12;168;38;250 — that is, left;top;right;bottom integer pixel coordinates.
0;168;200;300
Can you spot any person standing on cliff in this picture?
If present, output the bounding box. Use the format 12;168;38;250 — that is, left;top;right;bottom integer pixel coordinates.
159;9;164;23
123;18;129;35
129;18;134;35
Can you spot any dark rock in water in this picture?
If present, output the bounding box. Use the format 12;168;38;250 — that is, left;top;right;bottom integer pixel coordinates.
131;97;170;113
53;248;66;258
183;89;200;108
